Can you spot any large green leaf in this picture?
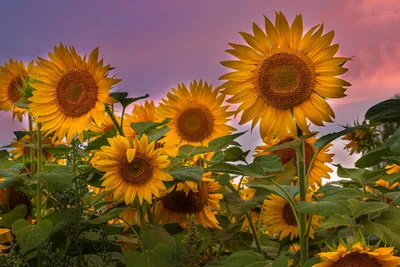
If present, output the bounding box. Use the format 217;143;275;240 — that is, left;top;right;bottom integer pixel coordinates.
85;128;117;151
224;250;268;267
224;191;267;218
208;132;246;151
130;118;171;137
142;223;176;255
178;145;214;159
44;145;74;155
317;215;357;231
36;165;74;187
347;199;389;218
168;166;203;184
365;99;400;123
43;208;82;233
12;219;53;254
253;155;285;173
272;254;288;267
314;125;364;151
295;201;350;216
246;181;298;202
362;220;400;249
224;147;248;162
0;204;27;227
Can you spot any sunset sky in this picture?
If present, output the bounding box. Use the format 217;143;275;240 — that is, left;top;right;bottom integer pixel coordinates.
0;0;399;178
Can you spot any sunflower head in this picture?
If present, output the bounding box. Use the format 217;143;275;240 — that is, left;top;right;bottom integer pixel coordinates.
123;100;158;140
157;80;235;155
263;192;322;241
342;123;380;155
219;12;351;140
29;44;121;143
0;59;34;121
254;135;334;185
155;174;223;229
314;242;400;267
94;134;173;205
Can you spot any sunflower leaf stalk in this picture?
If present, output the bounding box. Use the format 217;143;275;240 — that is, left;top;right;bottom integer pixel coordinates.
36;122;43;222
105;104;125;137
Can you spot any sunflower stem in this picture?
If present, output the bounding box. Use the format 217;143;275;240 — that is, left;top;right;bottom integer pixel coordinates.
245;211;263;254
105;105;125;136
137;200;146;250
28;115;35;174
296;140;308;265
36;122;43;222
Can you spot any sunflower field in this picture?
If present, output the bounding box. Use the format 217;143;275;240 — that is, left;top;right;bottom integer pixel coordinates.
0;11;400;267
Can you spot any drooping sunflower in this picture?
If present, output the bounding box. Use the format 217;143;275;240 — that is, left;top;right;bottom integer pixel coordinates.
254;135;334;185
219;12;351;139
342;122;380;155
155;174;223;229
123;100;158;140
314;242;400;267
29;44;121;143
0;59;34;121
157;80;235;155
262;192;322;240
94;135;173;204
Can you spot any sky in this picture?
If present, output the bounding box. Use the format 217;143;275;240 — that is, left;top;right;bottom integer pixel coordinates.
0;0;399;180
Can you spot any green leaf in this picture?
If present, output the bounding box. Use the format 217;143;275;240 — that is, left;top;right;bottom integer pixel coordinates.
208;132;246;151
246;181;298;202
272;254;288;267
295;201;350;216
235;163;270;178
304;257;321;267
209;151;224;165
178;145;214;159
336;165;366;180
88;208;126;224
224;147;248;162
383;156;400;165
36;165;74;187
253;155;285;173
44;145;74;155
314;125;365;151
85;128;117;151
12;219;53;254
206;162;245;176
13;131;30;141
317;215;357;231
224;250;268;267
319;186;361;202
142;223;176;255
119;94;150;108
168;166;203;184
362;220;400;248
0;152;15;170
0;204;27;227
109;92;128;100
131;118;171;137
267;139;301;151
224;191;267;218
355;146;392;168
347;199;388;218
43;208;82;233
216;173;230;185
146;125;170;142
365;99;400;123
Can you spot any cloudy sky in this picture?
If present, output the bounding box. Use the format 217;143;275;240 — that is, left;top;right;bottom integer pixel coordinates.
0;0;399;179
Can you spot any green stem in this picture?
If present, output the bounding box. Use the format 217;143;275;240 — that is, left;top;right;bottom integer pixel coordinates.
270;180;300;227
137;201;146;250
120;106;127;133
105;105;125;136
118;217;144;251
215;242;223;259
36;123;43;222
28;115;35;174
296;141;308;265
246;212;263;254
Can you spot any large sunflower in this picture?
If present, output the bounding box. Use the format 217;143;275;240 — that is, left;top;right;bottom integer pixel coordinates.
0;59;34;121
154;174;223;229
314;242;400;267
255;135;333;185
123;100;158;140
157;80;235;154
219;12;351;139
29;44;121;143
94;135;173;204
262;192;322;240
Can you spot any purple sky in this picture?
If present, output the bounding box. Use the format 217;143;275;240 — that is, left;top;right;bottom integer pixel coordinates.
0;0;399;174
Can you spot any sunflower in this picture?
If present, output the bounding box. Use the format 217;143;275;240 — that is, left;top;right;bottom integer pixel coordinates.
254;135;334;185
0;59;34;122
0;229;11;256
123;100;158;140
386;164;400;174
262;192;322;240
155;174;223;229
157;80;235;155
94;135;173;204
342;123;380;155
29;44;121;143
314;242;400;267
91;114;117;134
219;12;351;139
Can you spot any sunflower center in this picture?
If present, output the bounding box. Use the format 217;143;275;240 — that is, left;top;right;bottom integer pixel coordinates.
255;51;315;109
177;106;214;142
162;182;209;213
56;70;98;117
282;203;297;226
119;153;153;185
272;138;315;170
333;252;381;267
8;76;24;103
